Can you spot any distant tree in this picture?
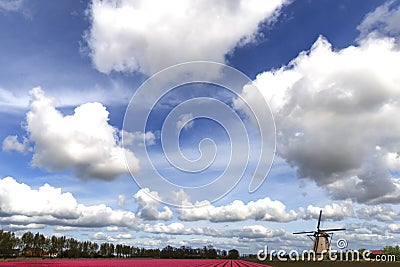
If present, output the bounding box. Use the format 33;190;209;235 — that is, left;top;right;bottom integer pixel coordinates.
0;228;246;260
220;249;227;258
0;230;17;257
206;245;217;259
358;248;366;254
161;245;174;258
100;243;107;257
122;245;130;258
383;245;400;261
21;231;34;250
109;243;115;257
228;249;239;259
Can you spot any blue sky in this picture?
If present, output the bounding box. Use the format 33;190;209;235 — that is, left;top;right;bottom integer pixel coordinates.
1;0;400;254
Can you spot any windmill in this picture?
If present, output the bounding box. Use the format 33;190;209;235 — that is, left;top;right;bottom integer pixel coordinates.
293;210;345;255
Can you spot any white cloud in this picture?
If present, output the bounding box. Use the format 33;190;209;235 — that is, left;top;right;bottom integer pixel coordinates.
176;195;355;223
357;1;400;40
92;231;116;242
386;152;400;171
0;176;79;219
143;222;192;235
122;130;156;146
176;192;297;222
141;222;294;242
0;176;139;229
118;194;126;207
240;35;400;204
85;0;288;75
106;226;119;232
134;188;173;221
357;205;400;222
5;223;46;231
20;87;139;180
3;176;391;250
388;223;400;233
0;0;23;12
301;201;354;221
0;177;188;230
93;232;133;241
2;135;30;153
228;225;287;239
54;226;76;231
176;113;194;131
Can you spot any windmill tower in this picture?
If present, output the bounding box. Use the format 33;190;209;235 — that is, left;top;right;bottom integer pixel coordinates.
293;210;345;255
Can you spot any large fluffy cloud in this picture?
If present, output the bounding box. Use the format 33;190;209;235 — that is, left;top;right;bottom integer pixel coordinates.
134;188;173;221
0;176;139;229
239;32;400;204
6;87;139;180
0;177;79;219
301;201;354;221
85;0;288;75
0;177;182;231
176;190;356;223
177;197;298;223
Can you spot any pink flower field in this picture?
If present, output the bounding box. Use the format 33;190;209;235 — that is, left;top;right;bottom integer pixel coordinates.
0;259;269;267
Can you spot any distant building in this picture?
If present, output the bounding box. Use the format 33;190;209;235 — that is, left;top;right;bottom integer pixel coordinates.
24;248;45;257
370;250;383;259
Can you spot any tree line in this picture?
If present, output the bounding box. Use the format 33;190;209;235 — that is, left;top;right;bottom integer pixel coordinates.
0;229;239;259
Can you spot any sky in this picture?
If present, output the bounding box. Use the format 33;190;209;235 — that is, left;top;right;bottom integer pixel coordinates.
1;0;400;254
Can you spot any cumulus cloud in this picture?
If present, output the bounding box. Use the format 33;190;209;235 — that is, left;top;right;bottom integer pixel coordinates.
388;223;400;233
142;222;294;242
2;135;30;153
0;177;181;231
357;1;400;40
143;222;192;235
301;201;354;221
239;33;400;204
134;188;173;221
176;113;194;131
175;190;297;222
91;231;116;242
0;176;139;229
13;87;139;180
0;176;79;219
176;193;356;223
122;130;156;146
85;0;288;75
3;178;385;249
357;205;400;222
